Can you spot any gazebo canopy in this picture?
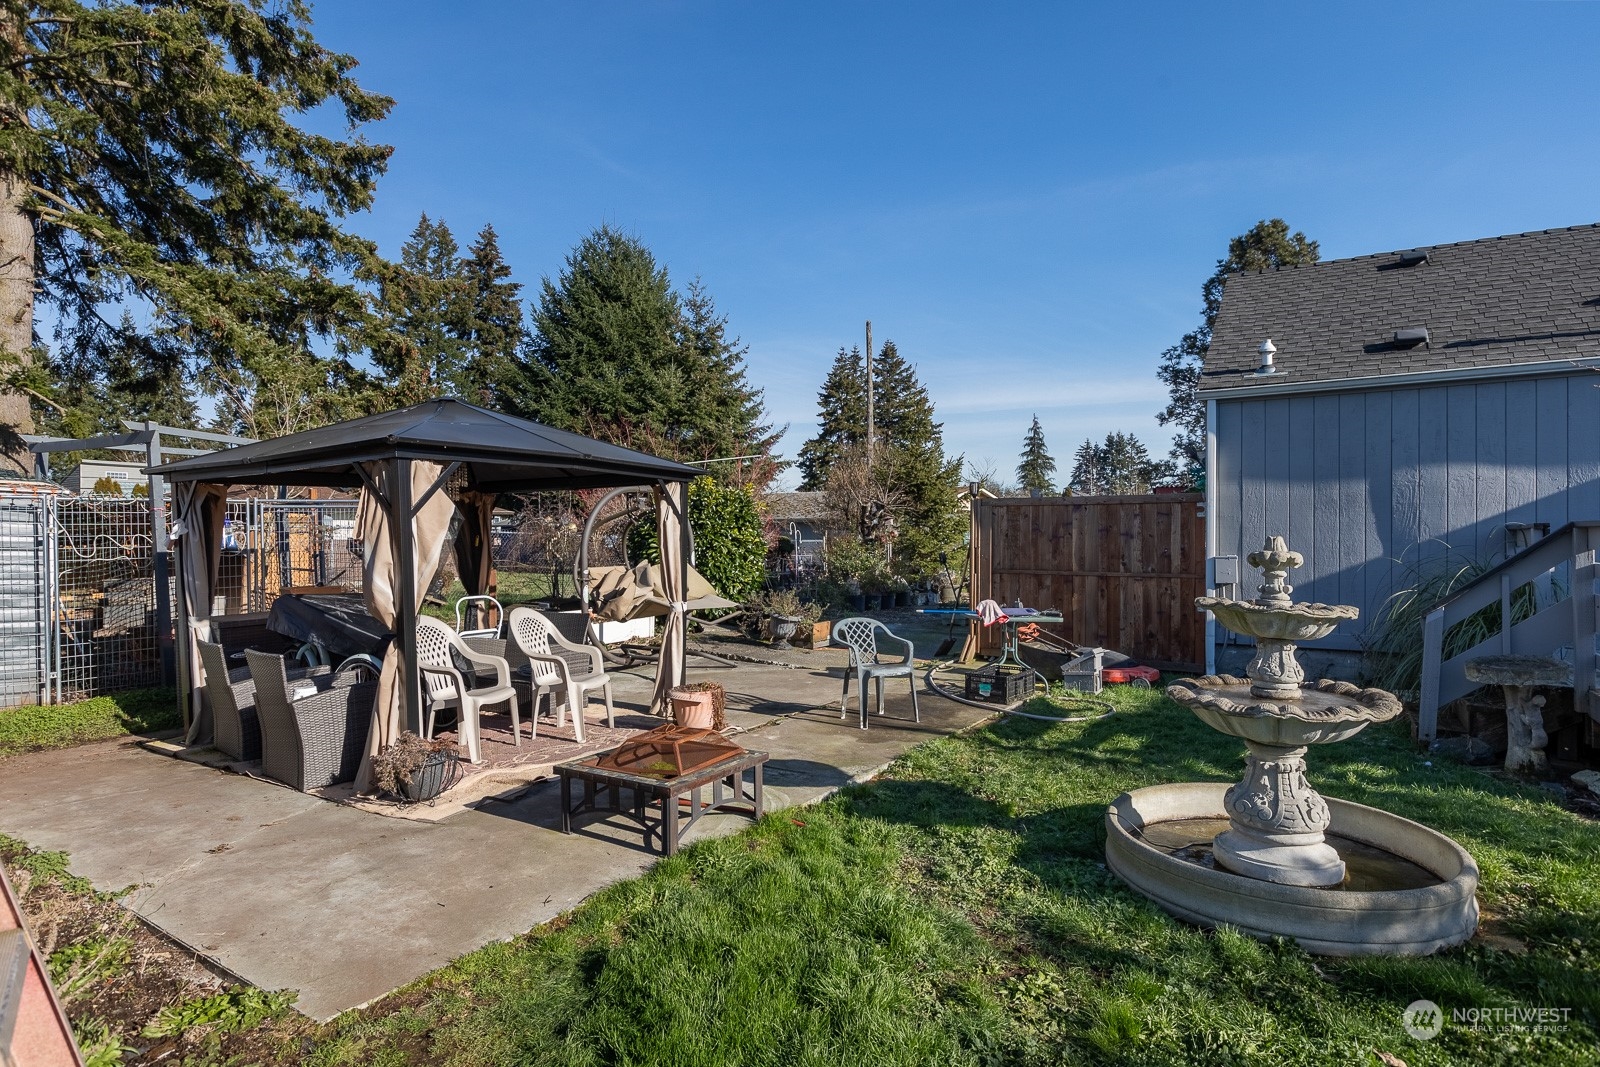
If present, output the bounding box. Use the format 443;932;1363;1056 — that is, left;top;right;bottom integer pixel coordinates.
148;397;703;490
148;398;702;788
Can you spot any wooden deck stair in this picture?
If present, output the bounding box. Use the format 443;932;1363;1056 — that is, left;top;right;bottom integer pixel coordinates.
1418;520;1600;743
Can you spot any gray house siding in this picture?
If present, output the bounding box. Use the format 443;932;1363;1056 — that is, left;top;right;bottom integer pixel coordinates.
1212;368;1600;652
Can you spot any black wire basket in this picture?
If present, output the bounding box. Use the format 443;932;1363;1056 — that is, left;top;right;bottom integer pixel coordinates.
401;748;463;802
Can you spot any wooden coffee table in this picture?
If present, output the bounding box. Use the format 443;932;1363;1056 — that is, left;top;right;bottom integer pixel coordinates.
557;747;769;855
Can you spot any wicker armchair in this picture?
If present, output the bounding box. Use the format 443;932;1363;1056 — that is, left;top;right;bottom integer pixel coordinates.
244;650;377;791
198;640;329;761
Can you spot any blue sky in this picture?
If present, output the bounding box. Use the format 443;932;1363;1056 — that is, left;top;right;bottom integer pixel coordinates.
307;1;1600;488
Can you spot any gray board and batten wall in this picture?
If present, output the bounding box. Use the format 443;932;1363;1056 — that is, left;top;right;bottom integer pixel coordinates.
1201;224;1600;661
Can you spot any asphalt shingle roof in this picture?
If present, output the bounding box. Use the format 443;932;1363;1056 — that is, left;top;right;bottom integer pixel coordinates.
1201;223;1600;392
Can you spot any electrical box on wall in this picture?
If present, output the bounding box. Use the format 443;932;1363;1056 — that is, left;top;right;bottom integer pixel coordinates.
1210;555;1239;587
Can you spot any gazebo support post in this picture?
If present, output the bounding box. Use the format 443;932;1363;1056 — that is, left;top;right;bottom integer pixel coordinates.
677;482;690;690
391;457;424;736
171;524;192;731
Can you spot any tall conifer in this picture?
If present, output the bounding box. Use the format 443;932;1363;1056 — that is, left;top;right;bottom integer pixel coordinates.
1016;414;1057;494
461;224;524;407
0;0;392;457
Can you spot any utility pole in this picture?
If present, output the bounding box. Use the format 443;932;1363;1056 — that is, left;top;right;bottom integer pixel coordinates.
865;320;874;471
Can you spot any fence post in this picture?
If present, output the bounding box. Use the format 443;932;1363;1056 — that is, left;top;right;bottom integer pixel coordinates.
146;422;175;688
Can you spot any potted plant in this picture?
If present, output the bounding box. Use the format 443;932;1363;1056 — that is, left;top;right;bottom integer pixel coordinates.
755;588;825;649
890;576;911;609
373;732;461;803
845;578;865;612
862;579;882;612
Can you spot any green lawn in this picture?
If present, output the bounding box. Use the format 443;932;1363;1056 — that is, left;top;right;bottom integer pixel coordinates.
422;570;564;624
0;688;178;759
304;684;1599;1066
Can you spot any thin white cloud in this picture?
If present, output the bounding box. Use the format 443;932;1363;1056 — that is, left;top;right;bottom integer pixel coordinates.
932;375;1167;415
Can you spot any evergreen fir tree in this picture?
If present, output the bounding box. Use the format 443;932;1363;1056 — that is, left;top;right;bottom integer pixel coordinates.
1069;432;1162;494
366;214;472;405
461;224;525;407
676;278;780;477
799;339;962;574
39;312;195;440
796;347;866;490
1016;415;1057;494
509;226;772;466
0;0;392;460
1069;439;1103;495
1157;219;1319;473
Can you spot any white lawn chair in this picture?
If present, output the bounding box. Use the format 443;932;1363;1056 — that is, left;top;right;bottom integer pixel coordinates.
508;606;614;743
415;615;520;763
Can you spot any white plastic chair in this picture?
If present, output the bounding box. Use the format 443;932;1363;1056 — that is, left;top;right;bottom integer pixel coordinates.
508;606;614;743
415;615;520;763
832;616;920;729
454;594;504;640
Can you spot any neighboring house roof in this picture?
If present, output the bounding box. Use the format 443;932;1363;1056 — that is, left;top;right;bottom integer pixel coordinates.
1203;223;1600;395
765;491;832;522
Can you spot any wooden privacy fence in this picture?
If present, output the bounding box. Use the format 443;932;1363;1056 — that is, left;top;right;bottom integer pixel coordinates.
968;494;1206;671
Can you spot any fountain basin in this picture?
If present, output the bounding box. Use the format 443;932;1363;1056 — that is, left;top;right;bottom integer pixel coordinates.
1168;676;1402;747
1195;597;1356;643
1105;782;1479;956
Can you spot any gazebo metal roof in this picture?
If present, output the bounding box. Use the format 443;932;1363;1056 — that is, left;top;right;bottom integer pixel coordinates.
147;397;703;490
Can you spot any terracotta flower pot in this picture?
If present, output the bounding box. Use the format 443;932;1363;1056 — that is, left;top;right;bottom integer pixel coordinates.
669;687;717;730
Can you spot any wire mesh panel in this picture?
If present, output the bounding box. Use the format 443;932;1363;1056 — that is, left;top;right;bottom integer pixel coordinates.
223;499;363;613
50;495;162;701
0;496;51;708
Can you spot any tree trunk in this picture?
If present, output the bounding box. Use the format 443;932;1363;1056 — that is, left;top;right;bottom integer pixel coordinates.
0;8;36;470
0;173;35;449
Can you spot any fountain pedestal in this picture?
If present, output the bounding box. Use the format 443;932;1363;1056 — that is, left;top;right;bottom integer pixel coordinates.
1173;676;1402;887
1214;741;1343;886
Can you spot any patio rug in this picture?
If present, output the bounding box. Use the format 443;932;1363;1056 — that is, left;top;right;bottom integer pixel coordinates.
319;708;649;822
168;705;661;823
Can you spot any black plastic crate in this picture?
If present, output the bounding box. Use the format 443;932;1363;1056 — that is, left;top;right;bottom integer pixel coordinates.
964;664;1032;704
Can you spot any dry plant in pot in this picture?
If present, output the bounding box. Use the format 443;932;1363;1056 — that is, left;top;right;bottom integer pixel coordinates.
372;731;462;802
750;589;826;648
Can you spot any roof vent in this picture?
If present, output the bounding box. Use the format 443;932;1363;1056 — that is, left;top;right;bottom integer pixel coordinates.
1393;327;1430;347
1256;339;1277;375
1396;249;1429;267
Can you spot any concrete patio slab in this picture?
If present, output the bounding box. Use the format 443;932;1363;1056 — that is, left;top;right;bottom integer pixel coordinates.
0;659;993;1020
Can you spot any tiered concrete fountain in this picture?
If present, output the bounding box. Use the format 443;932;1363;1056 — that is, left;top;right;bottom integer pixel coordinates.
1105;537;1480;955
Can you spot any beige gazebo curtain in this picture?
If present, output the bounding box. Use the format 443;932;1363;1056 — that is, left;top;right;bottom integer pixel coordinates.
453;490;498;629
353;460;456;791
648;481;689;714
171;482;230;743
